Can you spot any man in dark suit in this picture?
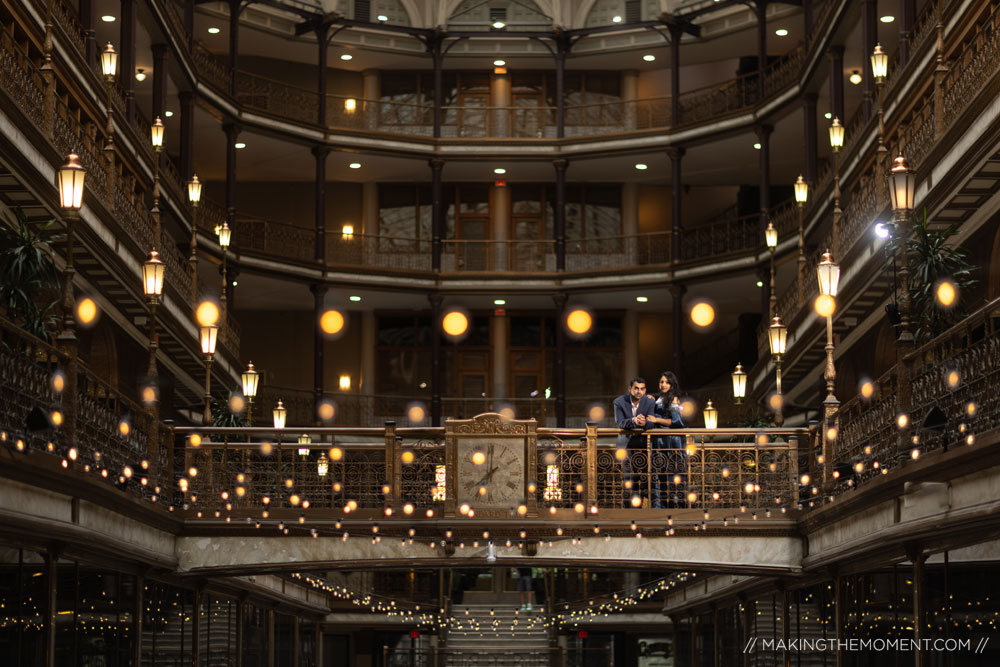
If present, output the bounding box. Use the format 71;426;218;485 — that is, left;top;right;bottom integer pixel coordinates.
613;377;655;506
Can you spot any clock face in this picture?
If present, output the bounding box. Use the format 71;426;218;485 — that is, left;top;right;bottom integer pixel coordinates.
458;440;524;506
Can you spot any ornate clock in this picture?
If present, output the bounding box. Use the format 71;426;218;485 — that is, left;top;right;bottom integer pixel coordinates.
445;413;537;517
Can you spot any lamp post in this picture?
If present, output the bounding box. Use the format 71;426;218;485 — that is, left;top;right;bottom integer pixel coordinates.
141;250;165;381
187;175;202;306
816;250;840;487
150;116;164;240
242;361;260;426
767;314;787;426
56;153;86;449
273;400;287;430
765;221;778;318
219;221;231;327
703;400;718;429
100;43;117;153
794;175;809;305
889;154;916;460
871;44;888;168
829;117;845;258
199;323;218;425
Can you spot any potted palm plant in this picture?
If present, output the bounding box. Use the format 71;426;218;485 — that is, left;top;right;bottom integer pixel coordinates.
0;207;62;341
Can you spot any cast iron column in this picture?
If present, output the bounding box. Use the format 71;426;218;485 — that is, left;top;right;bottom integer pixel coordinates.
553;293;567;427
669;24;682;125
668;147;684;263
669;284;685;381
316;24;328;125
755;0;768;101
179;92;195;181
803;93;818;185
899;0;916;65
803;0;813;48
120;0;136;120
554;159;567;270
861;0;877;121
430;294;442;425
431;37;443;138
228;0;240;96
828;46;844;123
555;36;568;138
151;44;168;120
312;284;327;424
313;146;329;263
430;159;443;270
80;0;96;64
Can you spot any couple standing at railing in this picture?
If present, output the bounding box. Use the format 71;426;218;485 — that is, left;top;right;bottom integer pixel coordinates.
613;373;685;509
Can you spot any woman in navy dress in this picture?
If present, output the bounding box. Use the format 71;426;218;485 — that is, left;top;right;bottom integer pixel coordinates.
646;371;684;508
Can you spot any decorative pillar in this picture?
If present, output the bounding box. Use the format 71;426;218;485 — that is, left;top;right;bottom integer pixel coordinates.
362;70;379;131
828;46;844;123
757;124;772;236
362;181;378;235
224;122;240;225
184;0;195;47
311;284;327;424
151;44;168;120
555;37;568;138
192;586;203;666
669;24;682;124
623;69;638;131
268;607;275;667
120;0;136;120
668;146;684;263
430;294;442;425
132;574;144;666
235;597;245;666
431;38;443;138
361;310;375;397
755;0;768;100
491;68;511;137
553;293;567;427
623;310;638;383
491;312;507;404
313;146;329;263
314;616;322;667
712;606;720;667
491;181;509;270
179;92;195;182
741;598;754;667
79;0;96;65
621;182;638;264
803;93;818;185
899;0;916;65
553;159;567;271
669;284;685;381
803;0;813;48
316;24;328;125
861;0;877;121
911;548;927;667
228;0;240;96
43;547;59;667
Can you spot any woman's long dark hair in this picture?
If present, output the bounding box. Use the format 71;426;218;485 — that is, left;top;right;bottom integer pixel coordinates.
659;371;681;404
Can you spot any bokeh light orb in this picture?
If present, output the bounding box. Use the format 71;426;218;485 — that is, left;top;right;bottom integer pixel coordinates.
860;380;874;399
401;450;415;464
588;404;606;422
329;447;343;461
189;433;202;447
769;393;784;412
196;301;220;327
472;451;486;465
52;372;66;393
317;400;336;422
498;406;516;421
936;280;956;307
566;309;593;335
77;298;98;325
814;294;836;318
946;370;960;388
320;309;345;335
229;394;246;413
690;302;715;327
406;403;426;423
442;310;469;337
615;448;627;461
260;441;273;456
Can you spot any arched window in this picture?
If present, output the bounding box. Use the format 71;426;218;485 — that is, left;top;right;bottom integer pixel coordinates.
447;0;552;31
584;0;661;27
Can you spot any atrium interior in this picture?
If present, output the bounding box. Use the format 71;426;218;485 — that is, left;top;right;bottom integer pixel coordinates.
0;0;999;664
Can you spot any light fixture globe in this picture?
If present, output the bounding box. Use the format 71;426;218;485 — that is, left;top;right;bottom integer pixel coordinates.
218;222;232;249
199;324;218;356
794;175;808;204
731;363;747;403
765;221;778;249
317;452;329;477
100;42;118;79
871;43;888;82
187;175;202;204
150;116;164;149
141;249;165;299
57;152;87;211
816;250;841;297
889;154;915;213
703;400;718;429
829;117;845;151
767;315;787;358
273;399;287;429
241;361;260;399
297;433;312;456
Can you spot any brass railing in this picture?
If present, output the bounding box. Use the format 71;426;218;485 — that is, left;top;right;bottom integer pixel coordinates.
0;317;165;504
832;298;1000;494
172;423;805;515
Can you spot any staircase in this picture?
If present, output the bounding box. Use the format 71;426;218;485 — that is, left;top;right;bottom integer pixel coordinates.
443;599;552;667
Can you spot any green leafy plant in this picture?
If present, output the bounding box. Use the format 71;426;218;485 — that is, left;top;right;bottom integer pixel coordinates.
211;391;247;427
0;207;62;341
905;211;977;344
